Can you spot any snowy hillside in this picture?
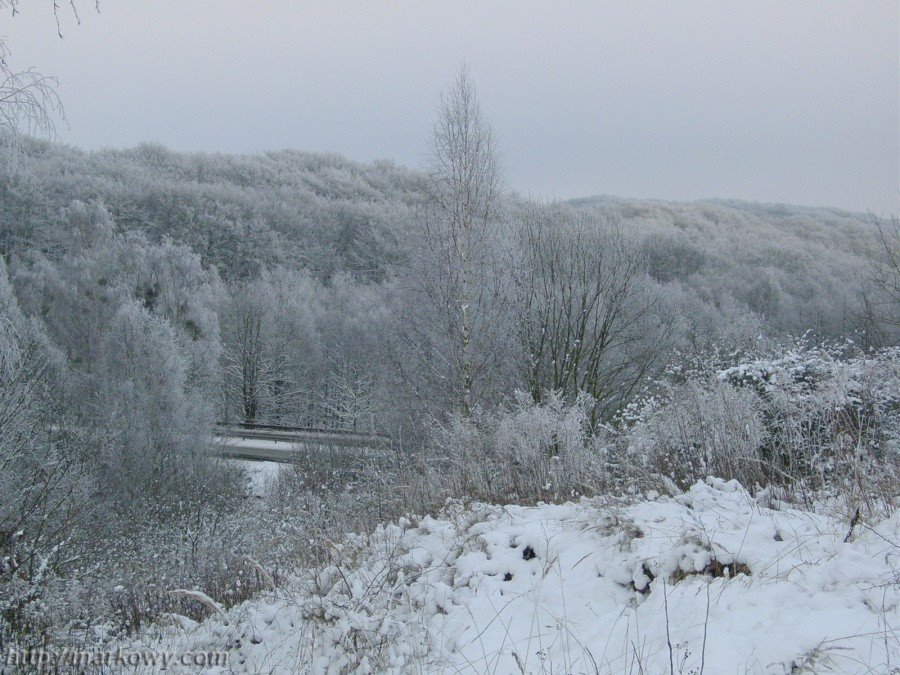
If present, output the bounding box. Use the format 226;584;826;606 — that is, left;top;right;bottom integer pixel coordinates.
132;479;899;673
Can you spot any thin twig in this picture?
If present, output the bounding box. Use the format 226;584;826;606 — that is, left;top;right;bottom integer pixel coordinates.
700;581;710;675
663;578;674;675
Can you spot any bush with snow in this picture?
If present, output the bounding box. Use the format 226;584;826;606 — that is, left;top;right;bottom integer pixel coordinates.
625;341;899;512
423;390;615;504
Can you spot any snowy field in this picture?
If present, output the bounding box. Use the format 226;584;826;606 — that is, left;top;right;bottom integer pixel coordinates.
129;478;899;673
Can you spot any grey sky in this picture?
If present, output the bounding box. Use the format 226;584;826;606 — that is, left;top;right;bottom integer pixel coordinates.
3;1;898;213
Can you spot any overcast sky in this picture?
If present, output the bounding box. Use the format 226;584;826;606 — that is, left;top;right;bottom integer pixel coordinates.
3;1;898;213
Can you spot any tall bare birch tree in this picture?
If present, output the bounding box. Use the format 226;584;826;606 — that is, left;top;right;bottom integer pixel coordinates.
415;66;502;416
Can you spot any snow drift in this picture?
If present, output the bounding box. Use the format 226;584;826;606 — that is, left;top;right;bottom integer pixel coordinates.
133;479;899;673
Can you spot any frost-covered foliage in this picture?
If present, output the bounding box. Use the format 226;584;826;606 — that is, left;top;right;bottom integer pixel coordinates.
573;196;891;345
0;139;422;281
0;139;890;350
626;341;900;510
625;378;768;488
418;341;899;513
0;261;91;648
0;208;256;652
421;391;615;504
0;139;892;433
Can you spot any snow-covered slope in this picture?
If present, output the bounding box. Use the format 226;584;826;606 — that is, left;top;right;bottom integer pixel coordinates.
135;479;899;673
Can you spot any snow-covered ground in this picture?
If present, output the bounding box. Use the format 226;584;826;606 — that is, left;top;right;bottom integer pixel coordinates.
132;479;899;673
225;459;284;498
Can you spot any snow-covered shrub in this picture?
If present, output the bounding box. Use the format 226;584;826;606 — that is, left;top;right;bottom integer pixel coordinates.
726;344;899;509
288;518;434;673
424;391;613;503
626;340;899;511
1;480;272;654
626;378;767;488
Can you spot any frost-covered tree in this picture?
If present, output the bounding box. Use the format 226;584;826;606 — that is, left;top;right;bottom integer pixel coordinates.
320;367;380;432
0;259;89;634
220;269;322;425
406;66;505;417
512;203;670;420
95;300;211;505
0;43;63;161
0;0;92;163
864;215;900;340
314;272;396;430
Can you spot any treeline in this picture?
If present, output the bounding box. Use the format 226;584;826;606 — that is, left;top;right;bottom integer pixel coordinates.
1;138;423;281
0;137;891;431
3;138;886;345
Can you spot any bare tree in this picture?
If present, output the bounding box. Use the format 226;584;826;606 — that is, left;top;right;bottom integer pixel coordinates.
222;288;297;425
414;65;503;417
858;215;900;347
871;215;899;326
512;203;670;421
0;0;101;161
0;43;64;157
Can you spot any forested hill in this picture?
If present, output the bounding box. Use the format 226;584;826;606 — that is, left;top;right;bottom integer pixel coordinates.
0;138;426;280
0;138;883;339
573;194;876;263
570;195;881;337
